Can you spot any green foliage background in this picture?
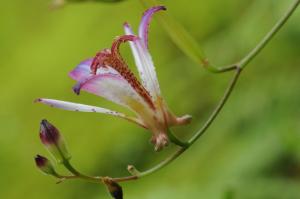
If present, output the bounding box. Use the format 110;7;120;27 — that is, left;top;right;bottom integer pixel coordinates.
0;0;299;198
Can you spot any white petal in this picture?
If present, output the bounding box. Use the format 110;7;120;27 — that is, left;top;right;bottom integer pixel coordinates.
35;98;146;127
124;23;161;100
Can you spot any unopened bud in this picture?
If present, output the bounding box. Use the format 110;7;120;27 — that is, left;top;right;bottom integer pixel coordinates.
127;165;140;176
102;177;123;199
34;155;57;176
39;119;71;163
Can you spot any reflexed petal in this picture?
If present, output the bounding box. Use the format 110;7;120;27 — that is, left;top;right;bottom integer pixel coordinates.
138;6;166;48
71;67;152;116
69;58;119;81
69;58;93;81
35;98;146;127
124;23;161;100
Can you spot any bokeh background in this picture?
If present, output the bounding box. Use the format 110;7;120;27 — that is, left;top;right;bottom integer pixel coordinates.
1;0;300;198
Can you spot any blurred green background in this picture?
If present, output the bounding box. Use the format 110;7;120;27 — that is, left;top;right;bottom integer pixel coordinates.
1;0;300;198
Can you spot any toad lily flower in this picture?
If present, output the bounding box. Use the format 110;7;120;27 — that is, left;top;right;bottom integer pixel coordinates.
36;6;191;151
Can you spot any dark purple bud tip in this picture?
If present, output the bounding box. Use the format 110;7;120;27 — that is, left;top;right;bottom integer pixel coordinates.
35;155;48;168
39;119;60;145
34;154;57;175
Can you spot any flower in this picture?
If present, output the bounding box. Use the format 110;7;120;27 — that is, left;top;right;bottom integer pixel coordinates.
36;6;191;151
34;154;57;176
39;119;71;162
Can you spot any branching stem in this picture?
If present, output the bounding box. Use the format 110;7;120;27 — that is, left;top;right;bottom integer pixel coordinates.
53;0;300;185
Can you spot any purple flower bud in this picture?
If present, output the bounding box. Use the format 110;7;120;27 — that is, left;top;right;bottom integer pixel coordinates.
40;119;60;145
39;119;71;163
103;177;123;199
35;154;48;167
34;155;57;176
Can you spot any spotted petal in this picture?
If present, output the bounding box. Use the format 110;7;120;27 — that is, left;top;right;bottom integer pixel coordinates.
124;24;160;102
35;98;145;128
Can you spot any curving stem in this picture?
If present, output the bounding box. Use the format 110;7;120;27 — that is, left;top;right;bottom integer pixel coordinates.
52;0;300;185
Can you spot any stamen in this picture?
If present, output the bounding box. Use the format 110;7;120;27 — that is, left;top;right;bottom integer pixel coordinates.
90;35;155;110
90;48;111;75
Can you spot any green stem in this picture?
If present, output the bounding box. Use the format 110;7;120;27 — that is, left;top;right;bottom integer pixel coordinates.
114;0;300;181
188;68;241;145
137;147;186;177
55;69;240;183
238;0;300;69
167;128;189;148
62;160;102;183
124;68;241;179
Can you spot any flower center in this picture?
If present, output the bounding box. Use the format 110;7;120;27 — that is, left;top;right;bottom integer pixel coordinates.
90;35;155;110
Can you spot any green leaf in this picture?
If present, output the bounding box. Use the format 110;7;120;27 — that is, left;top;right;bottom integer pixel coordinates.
141;0;219;72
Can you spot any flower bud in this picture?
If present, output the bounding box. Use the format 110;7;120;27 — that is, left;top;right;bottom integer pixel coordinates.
102;177;123;199
39;119;71;163
34;155;57;176
127;165;140;176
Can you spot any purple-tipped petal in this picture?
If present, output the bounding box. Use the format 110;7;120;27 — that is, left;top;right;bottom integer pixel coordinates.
35;98;146;128
70;58;117;94
69;58;93;81
138;6;166;49
70;60;120;95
